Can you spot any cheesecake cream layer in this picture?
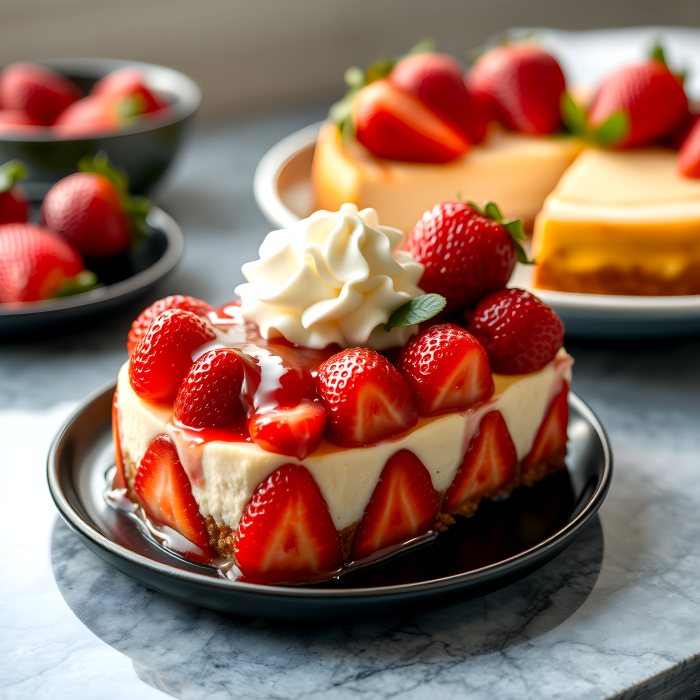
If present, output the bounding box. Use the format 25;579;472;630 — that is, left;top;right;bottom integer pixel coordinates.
312;122;584;234
117;349;572;532
533;150;700;286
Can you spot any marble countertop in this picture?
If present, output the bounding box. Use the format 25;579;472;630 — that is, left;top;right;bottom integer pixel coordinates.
2;106;700;700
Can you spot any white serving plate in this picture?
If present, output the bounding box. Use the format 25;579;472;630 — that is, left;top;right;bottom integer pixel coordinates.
253;29;700;339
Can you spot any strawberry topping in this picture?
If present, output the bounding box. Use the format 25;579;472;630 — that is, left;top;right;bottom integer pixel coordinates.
467;288;564;375
352;79;470;163
234;464;343;583
128;295;215;356
678;117;700;179
400;323;494;416
405;201;518;312
316;347;418;447
134;434;216;563
111;389;127;491
129;309;217;404
443;410;517;511
469;44;566;136
522;381;569;474
173;348;247;430
249;400;327;460
352;449;439;561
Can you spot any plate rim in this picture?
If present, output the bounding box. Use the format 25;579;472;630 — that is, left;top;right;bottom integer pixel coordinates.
0;206;184;321
48;378;613;601
253;120;700;317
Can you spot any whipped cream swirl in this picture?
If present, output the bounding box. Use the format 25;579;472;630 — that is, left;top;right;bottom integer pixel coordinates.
235;204;425;350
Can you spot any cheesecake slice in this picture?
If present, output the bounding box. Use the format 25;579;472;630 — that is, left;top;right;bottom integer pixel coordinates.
532;149;700;296
312;122;583;234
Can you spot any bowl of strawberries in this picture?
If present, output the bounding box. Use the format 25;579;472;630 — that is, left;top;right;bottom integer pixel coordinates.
0;58;201;196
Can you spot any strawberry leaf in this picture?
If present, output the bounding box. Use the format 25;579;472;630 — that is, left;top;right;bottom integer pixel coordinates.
560;92;587;136
467;200;532;264
52;270;101;298
0;159;28;194
385;294;446;330
651;41;667;67
596;111;629;146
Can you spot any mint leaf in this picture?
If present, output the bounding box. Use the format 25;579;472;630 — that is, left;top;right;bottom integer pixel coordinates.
385;294;446;330
596;111;628;146
0;159;28;194
560;92;587;135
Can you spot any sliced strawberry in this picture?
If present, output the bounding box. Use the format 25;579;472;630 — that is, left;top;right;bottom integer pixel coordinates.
443;411;517;511
352;449;439;561
352;79;470;163
112;389;127;490
127;295;215;356
249;400;326;460
129;309;217;405
400;324;494;416
134;434;216;563
0;62;79;126
316;347;418;447
522;381;569;474
469;45;566;136
467;288;565;375
234;464;343;583
678;117;700;179
389;52;490;144
173;348;247;430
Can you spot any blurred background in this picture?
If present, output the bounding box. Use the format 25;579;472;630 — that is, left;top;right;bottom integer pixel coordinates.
2;0;698;122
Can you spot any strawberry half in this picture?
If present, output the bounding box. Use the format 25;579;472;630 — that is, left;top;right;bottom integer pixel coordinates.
352;449;439;561
522;381;569;474
400;324;494;416
467;288;564;375
0;159;29;225
390;52;490;144
589;49;687;148
134;434;216;563
316;347;418;447
128;295;215;356
0;62;79;126
469;44;565;136
405;201;521;312
234;464;343;583
678;118;700;179
112;389;127;490
249;401;327;460
173;348;247;430
129;309;217;405
443;410;517;512
0;222;88;303
352;79;470;163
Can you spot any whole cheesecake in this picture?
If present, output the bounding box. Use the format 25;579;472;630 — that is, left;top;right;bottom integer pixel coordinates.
111;203;572;584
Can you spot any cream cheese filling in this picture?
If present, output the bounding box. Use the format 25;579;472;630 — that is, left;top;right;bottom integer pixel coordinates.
117;348;572;531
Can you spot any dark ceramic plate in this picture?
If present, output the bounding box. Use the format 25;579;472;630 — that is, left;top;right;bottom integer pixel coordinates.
0;206;183;336
0;58;201;196
48;381;612;623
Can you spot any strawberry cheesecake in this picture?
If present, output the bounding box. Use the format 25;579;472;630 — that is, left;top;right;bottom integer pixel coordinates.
112;202;572;584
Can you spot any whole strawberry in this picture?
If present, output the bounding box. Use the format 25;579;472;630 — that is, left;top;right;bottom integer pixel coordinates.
0;160;29;225
677;117;700;178
466;288;564;375
405;200;525;312
390;52;490;144
469;44;566;135
52;96;123;137
0;63;79;126
91;67;169;115
129;309;217;404
41;172;132;258
589;47;687;148
128;295;214;355
173;348;246;429
0;223;89;303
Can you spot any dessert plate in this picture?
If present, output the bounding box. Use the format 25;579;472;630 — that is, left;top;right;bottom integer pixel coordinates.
0;206;183;337
48;379;612;623
254;121;700;339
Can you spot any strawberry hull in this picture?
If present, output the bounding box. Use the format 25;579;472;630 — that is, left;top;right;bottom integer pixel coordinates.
114;347;573;584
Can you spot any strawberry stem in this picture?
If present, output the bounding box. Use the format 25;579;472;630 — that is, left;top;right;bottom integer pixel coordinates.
0;159;28;194
466;200;533;265
52;270;101;298
560;91;629;147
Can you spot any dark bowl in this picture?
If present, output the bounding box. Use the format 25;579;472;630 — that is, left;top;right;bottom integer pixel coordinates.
0;58;201;196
